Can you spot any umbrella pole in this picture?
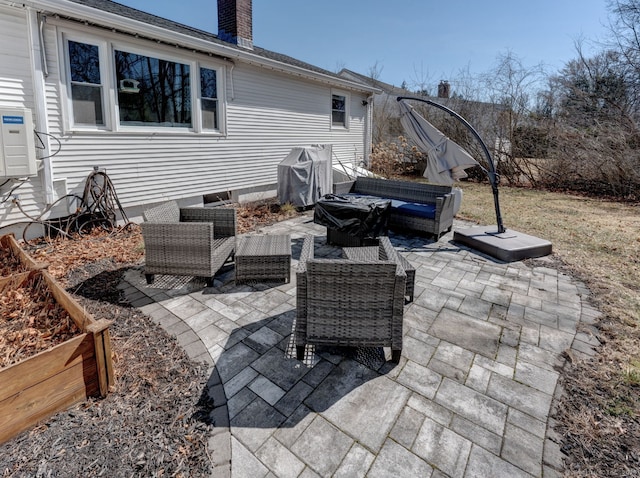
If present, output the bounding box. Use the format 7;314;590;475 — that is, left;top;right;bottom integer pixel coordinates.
397;96;506;234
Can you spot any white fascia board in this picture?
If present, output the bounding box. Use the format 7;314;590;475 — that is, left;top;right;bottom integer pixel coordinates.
14;0;379;94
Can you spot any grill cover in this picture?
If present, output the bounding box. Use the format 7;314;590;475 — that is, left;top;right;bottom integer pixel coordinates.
277;145;332;207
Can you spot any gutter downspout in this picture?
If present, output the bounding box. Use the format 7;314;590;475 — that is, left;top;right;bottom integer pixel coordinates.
364;95;374;168
229;63;235;101
27;8;55;204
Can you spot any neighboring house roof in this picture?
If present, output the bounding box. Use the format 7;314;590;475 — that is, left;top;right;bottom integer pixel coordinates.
338;68;409;96
41;0;377;93
339;68;507;116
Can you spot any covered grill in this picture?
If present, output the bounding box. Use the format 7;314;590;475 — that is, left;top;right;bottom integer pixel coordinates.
277;145;333;207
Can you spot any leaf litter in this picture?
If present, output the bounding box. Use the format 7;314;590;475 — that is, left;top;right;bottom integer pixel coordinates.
0;201;290;477
0;225;214;477
0;272;80;369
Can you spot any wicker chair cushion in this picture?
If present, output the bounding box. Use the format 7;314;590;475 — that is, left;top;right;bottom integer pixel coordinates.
389;199;437;219
143;200;180;223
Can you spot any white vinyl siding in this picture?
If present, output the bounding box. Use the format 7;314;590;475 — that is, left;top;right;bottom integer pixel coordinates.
1;10;371;227
0;6;53;235
0;6;34;109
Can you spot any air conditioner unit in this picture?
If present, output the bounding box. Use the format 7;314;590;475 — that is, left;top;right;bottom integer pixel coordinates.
0;108;37;178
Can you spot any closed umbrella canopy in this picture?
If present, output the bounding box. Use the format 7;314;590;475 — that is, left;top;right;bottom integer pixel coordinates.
398;100;479;185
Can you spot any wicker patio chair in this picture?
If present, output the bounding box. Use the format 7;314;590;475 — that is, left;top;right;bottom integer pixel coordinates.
140;200;236;287
295;235;406;363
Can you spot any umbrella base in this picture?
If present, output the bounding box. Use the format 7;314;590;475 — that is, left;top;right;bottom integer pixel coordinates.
453;225;552;262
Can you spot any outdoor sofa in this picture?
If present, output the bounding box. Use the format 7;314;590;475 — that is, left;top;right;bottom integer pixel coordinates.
332;177;455;239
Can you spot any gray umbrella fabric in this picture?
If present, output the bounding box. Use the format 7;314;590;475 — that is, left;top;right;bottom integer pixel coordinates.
398;100;479;185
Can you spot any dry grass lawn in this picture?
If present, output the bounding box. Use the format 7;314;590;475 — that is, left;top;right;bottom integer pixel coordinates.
456;182;640;326
456;182;640;476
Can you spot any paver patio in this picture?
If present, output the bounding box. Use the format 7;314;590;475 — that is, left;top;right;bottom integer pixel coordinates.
120;211;601;478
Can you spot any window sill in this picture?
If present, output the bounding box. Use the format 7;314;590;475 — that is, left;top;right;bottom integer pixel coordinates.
64;127;226;137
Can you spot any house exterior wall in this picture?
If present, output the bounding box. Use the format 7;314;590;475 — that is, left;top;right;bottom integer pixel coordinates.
0;5;50;236
0;3;372;236
0;7;33;109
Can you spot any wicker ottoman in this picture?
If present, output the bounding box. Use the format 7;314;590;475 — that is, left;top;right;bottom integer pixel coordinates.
235;234;291;284
343;244;416;303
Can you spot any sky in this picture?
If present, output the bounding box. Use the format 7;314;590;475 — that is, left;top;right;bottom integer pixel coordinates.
116;0;612;92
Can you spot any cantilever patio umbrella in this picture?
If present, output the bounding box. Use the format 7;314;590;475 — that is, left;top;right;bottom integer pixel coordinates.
396;96;552;262
398;100;479;185
397;96;503;231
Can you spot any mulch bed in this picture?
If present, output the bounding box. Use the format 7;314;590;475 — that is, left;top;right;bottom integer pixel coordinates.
0;227;214;477
0;202;293;477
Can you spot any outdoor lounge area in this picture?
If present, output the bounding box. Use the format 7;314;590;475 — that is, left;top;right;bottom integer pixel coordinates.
117;208;601;477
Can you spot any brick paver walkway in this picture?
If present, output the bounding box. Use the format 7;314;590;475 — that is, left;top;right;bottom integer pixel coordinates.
120;212;601;477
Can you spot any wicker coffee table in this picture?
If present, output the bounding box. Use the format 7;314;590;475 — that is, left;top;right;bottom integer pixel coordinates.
235;234;291;284
343;244;416;302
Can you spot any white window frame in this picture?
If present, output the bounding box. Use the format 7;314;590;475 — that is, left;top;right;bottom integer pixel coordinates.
61;32;111;131
197;62;226;134
59;28;226;135
111;41;194;133
331;89;350;130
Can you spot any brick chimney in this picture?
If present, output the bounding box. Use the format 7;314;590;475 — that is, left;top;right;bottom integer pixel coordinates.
438;80;450;99
218;0;253;50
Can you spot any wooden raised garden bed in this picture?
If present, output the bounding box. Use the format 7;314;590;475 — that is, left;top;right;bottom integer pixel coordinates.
0;244;114;444
0;233;48;277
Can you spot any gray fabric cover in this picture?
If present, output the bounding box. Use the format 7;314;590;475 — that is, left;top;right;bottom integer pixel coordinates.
398;101;479;185
277;145;333;207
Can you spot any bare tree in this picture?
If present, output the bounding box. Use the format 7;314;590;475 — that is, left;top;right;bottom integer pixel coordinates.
607;0;640;122
546;44;640;197
409;62;434;96
367;61;384;82
475;51;548;185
